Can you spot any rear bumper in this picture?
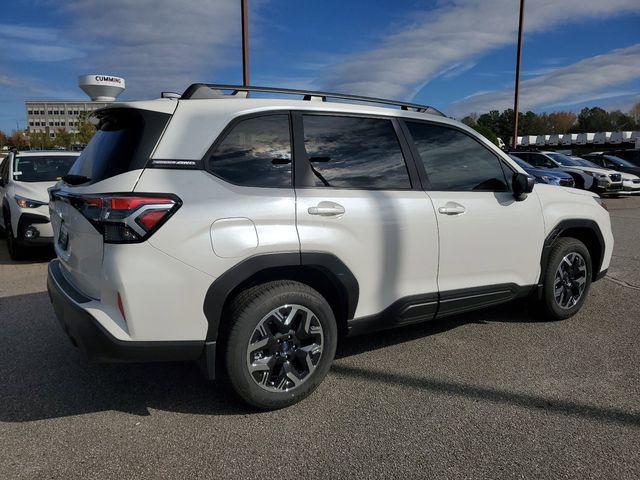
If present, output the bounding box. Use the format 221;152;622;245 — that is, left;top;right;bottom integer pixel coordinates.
47;259;204;363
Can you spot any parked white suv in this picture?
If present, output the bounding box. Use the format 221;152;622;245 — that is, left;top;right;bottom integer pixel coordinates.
47;85;613;409
0;150;79;259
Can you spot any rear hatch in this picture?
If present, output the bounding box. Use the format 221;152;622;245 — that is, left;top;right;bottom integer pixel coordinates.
50;105;175;298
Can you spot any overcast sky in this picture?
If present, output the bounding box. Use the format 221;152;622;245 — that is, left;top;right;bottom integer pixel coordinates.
1;0;639;131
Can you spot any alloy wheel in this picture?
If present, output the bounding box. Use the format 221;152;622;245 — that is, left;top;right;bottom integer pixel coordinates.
554;252;587;309
246;304;324;392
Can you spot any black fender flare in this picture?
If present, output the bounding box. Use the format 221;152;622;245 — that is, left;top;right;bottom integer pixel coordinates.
202;251;359;342
538;219;605;289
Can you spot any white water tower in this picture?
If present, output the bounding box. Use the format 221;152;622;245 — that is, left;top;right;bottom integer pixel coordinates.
78;74;125;101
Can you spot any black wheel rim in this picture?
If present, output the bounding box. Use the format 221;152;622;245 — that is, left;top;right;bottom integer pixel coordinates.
554;252;587;309
246;304;324;392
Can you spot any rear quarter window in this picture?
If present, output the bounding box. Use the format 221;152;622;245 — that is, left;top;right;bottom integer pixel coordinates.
68;108;170;184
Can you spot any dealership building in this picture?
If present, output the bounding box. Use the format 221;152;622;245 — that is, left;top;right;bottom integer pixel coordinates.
25;75;125;138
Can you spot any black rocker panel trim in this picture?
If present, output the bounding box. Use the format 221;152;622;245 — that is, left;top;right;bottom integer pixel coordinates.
347;283;534;335
347;292;438;335
538;219;605;285
202;251;359;342
436;283;532;319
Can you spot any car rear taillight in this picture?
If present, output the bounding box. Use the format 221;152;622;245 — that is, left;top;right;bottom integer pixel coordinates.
52;192;181;243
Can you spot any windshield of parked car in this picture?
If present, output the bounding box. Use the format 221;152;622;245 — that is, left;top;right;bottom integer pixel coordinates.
509;155;533;169
574;158;602;169
13;155;77;182
601;155;637;168
546;152;581;167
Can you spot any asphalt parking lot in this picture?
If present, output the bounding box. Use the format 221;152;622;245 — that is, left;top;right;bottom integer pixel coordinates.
1;196;639;479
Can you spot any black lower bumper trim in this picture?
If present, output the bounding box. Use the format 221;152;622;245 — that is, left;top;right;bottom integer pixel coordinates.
47;259;204;363
17;212;51;244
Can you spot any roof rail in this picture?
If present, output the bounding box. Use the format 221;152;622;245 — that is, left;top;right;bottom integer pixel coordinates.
180;83;445;116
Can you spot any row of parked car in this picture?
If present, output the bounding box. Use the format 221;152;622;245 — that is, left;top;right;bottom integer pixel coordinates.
0;146;638;261
508;150;640;196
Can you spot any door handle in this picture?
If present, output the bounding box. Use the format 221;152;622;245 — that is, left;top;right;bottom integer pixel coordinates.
438;202;466;215
308;201;345;217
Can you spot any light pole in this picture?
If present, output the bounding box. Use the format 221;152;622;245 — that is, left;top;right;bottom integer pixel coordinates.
241;0;250;88
512;0;525;149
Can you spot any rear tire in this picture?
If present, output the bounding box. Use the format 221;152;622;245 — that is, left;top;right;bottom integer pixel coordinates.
540;237;592;320
222;280;337;410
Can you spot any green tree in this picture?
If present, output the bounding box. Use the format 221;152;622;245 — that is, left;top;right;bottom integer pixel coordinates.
608;110;635;131
575;107;612;132
520;111;545;135
29;131;54;149
477;110;501;136
470;123;499;146
0;130;8;147
631;102;640;125
461;115;477;127
76;111;97;146
54;128;73;150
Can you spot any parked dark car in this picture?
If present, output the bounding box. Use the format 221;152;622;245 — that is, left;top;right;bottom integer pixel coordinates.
581;153;640;176
509;151;594;191
508;154;575;187
601;149;640;167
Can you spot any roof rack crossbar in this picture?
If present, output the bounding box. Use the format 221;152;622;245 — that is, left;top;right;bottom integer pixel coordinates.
181;83;444;116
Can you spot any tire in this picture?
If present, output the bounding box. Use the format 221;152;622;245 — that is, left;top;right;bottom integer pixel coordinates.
5;217;25;261
540;237;592;320
222;280;337;410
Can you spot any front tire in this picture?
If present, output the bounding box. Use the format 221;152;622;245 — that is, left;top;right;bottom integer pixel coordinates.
6;220;25;261
223;280;337;410
540;237;592;320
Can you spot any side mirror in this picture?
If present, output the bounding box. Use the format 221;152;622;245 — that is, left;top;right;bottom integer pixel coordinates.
513;172;534;201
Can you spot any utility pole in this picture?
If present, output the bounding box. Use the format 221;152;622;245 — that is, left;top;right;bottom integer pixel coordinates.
512;0;525;149
241;0;250;88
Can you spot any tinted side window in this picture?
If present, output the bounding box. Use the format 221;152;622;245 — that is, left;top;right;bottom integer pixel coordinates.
208;115;292;188
406;122;508;191
302;115;411;189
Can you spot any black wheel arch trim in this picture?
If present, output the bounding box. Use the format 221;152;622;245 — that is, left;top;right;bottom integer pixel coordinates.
202;251;359;342
538;218;606;288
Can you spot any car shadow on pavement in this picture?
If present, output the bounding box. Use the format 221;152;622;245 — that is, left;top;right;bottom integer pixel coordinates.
2;292;638;426
330;363;640;427
0;245;55;265
0;291;248;422
336;298;541;359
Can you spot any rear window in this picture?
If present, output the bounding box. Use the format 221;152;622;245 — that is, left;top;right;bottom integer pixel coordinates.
67;108;170;184
13;155;77;182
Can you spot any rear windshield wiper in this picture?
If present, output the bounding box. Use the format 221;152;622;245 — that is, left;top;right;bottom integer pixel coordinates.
62;174;92;185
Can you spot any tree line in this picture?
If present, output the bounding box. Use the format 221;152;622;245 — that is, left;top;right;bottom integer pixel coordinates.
462;102;640;145
0;112;97;151
2;102;639;151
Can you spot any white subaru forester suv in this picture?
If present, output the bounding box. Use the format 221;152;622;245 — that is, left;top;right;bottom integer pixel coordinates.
48;85;613;409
